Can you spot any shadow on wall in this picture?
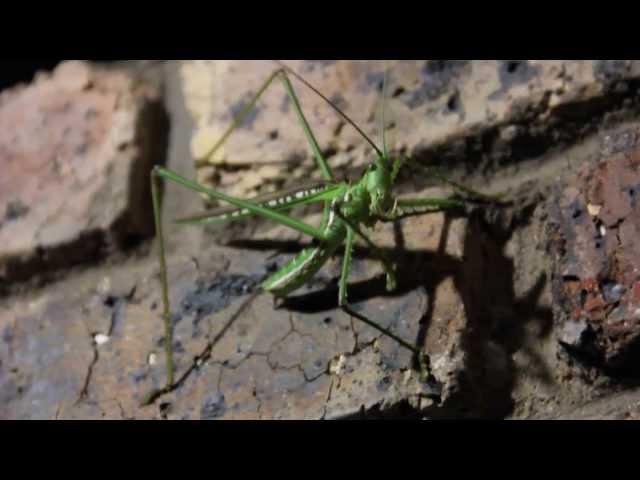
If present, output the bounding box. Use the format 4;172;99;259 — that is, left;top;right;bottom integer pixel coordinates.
227;202;553;418
454;205;553;418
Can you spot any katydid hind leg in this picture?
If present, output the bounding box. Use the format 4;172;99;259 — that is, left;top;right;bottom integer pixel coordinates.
275;61;384;159
141;168;176;406
195;66;334;182
155;166;330;242
175;181;347;227
144;165;331;406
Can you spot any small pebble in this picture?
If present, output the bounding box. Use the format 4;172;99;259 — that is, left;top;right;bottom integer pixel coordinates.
148;353;158;365
587;204;602;216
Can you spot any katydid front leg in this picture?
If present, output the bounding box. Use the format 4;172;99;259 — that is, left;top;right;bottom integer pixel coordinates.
404;159;507;205
334;212;428;373
337;224;407;348
337;224;430;380
332;209;397;292
374;197;467;222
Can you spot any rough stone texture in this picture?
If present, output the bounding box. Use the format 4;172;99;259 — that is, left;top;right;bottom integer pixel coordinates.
0;60;168;290
5;60;640;419
533;386;640;419
548;127;640;370
183;60;640;202
0;207;478;419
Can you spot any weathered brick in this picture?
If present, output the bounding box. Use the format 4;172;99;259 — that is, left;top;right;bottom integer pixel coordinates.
7;60;640;419
549;125;640;370
0;60;168;289
182;61;640;202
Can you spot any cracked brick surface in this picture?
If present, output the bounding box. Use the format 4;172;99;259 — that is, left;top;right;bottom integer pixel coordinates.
155;206;478;419
6;61;640;419
0;191;501;419
549;126;640;369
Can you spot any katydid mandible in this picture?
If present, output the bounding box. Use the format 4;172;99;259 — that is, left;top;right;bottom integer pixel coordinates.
144;62;491;405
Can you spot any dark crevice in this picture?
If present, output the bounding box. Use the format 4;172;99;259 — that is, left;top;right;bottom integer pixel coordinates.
333;399;425;420
0;60;124;91
402;78;640;190
0;61;62;90
76;338;99;404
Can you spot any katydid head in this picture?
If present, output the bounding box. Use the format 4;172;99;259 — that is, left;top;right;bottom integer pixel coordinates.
365;155;395;216
280;61;400;218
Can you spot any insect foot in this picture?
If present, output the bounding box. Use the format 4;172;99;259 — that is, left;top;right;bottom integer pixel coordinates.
385;266;398;292
416;351;432;384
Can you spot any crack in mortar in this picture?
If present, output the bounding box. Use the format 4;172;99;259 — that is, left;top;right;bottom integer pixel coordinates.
116;399;128;419
75;288;134;405
76;336;99;404
321;377;335;419
169;289;333;416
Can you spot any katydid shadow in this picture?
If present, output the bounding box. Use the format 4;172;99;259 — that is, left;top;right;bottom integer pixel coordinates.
226;204;554;418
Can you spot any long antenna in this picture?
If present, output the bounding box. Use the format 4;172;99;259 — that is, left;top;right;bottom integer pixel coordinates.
381;63;389;158
274;60;383;158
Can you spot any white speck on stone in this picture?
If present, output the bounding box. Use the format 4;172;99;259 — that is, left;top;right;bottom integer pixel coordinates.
329;354;346;375
431;354;447;371
500;125;519;142
600;225;607;237
97;276;111;295
94;333;109;345
28;296;47;312
634;308;640;319
587;204;602;216
560;319;588;345
148;353;158;365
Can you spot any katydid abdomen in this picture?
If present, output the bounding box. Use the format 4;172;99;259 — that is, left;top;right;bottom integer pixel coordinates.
262;210;347;297
262;239;344;297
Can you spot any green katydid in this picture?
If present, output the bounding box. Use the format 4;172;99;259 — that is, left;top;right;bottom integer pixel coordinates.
143;61;496;405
